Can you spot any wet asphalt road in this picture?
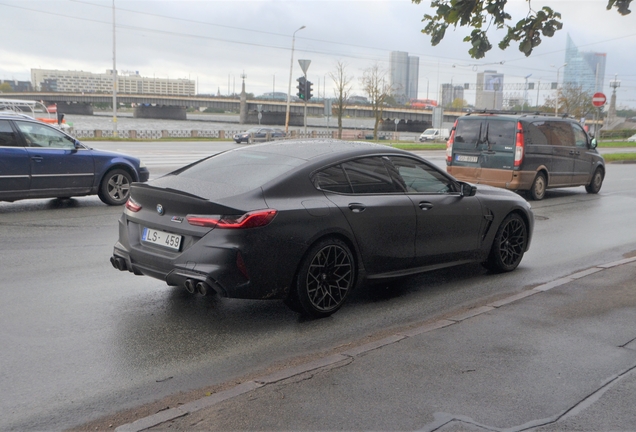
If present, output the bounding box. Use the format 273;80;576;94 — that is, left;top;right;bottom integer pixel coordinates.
1;143;635;430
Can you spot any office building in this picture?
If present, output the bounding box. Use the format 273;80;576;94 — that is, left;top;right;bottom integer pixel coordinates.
440;84;465;108
563;35;606;95
390;51;419;104
31;69;195;95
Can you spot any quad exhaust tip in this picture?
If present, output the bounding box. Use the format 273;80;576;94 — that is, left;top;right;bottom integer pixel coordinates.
184;279;196;294
183;279;212;296
196;281;210;296
110;256;127;271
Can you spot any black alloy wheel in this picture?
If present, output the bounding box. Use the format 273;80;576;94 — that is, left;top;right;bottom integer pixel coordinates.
585;168;604;194
485;213;528;273
292;238;355;318
529;172;546;200
99;168;132;206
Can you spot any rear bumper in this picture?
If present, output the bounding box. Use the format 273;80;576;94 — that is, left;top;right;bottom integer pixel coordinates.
448;166;536;191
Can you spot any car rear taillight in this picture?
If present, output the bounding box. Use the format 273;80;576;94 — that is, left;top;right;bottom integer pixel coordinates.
186;209;278;229
514;121;525;167
125;198;142;212
446;119;458;164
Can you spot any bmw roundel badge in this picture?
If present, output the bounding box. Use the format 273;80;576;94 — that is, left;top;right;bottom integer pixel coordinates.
156;204;164;215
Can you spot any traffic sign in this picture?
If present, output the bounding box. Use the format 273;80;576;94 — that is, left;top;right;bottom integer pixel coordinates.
592;92;606;107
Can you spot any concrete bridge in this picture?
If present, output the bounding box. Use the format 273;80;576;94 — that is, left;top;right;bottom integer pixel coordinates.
1;92;464;131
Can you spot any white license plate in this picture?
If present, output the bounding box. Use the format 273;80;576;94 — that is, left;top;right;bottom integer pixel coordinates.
456;155;479;163
142;227;182;251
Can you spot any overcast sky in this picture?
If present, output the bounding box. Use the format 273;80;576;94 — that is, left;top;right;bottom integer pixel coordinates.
2;0;636;108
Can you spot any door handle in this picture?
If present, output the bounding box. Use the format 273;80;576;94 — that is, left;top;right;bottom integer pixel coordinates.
31;156;43;162
348;203;366;213
419;202;433;211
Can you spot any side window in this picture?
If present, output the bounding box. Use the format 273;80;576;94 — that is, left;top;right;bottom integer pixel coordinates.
313;164;352;194
546;121;575;146
341;157;398;194
526;122;550;146
0;120;19;147
388;156;455;194
571;124;588;148
15;121;76;149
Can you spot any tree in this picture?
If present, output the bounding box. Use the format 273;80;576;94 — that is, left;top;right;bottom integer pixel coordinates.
0;82;13;93
329;61;353;139
413;0;632;59
543;83;593;118
360;64;391;140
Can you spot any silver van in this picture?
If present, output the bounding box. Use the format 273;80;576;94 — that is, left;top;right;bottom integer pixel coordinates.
445;113;605;200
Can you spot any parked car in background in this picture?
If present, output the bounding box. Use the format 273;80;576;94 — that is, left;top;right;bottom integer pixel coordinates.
445;112;605;200
0;112;149;205
233;127;286;144
626;133;636;142
111;140;533;318
418;128;450;142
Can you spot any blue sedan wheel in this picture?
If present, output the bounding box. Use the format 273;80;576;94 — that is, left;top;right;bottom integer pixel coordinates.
99;169;132;206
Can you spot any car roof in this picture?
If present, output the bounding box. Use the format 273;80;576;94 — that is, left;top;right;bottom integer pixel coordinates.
240;139;403;161
460;112;576;123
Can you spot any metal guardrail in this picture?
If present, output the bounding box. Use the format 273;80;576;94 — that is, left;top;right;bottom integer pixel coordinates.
69;129;398;141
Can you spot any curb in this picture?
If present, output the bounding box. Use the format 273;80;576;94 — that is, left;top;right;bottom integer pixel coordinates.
115;256;636;432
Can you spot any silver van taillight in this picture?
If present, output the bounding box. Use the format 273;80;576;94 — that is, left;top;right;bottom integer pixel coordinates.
514;121;525;167
446;120;458;164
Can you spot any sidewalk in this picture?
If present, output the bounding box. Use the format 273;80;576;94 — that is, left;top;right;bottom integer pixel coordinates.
117;257;636;432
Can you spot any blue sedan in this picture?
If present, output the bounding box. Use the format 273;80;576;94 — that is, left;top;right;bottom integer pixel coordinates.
0;113;149;205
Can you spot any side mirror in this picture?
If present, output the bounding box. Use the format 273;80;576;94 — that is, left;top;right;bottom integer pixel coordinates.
590;138;598;149
460;182;477;197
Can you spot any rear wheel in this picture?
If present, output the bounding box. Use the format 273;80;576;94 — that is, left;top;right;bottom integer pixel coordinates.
98;169;132;206
290;238;355;318
529;173;546;200
585;168;604;194
484;213;528;273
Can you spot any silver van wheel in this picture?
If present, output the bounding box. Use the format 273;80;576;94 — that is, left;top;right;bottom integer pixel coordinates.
585;168;603;194
529;173;546;200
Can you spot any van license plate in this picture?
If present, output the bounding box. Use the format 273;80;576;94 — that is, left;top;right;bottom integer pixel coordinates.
142;227;182;251
456;155;478;163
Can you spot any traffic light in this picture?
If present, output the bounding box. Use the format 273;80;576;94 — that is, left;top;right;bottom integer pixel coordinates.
306;81;313;101
296;76;306;100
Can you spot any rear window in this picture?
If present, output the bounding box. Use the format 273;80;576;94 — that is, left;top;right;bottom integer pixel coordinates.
178;149;305;191
454;118;515;149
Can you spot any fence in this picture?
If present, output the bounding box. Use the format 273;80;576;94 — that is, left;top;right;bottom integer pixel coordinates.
69;129;400;141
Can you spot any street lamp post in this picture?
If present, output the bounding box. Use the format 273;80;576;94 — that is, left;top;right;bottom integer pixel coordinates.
285;26;305;134
553;63;567;117
112;0;118;137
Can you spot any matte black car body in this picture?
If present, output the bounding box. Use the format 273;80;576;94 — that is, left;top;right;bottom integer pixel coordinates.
112;140;534;317
0;113;149;205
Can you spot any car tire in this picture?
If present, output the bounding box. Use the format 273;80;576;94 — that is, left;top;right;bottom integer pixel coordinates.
290;237;355;318
585;168;604;194
529;172;547;200
98;168;132;206
484;213;528;273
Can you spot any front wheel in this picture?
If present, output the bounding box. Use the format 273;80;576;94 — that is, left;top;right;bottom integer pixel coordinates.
290;238;356;318
99;169;132;206
484;213;528;273
585;168;604;194
529;173;546;201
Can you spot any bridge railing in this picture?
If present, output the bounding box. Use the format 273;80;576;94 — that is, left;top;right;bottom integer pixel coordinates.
70;129;402;141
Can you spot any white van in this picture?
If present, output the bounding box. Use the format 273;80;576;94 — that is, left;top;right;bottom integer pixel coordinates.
418;128;450;142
